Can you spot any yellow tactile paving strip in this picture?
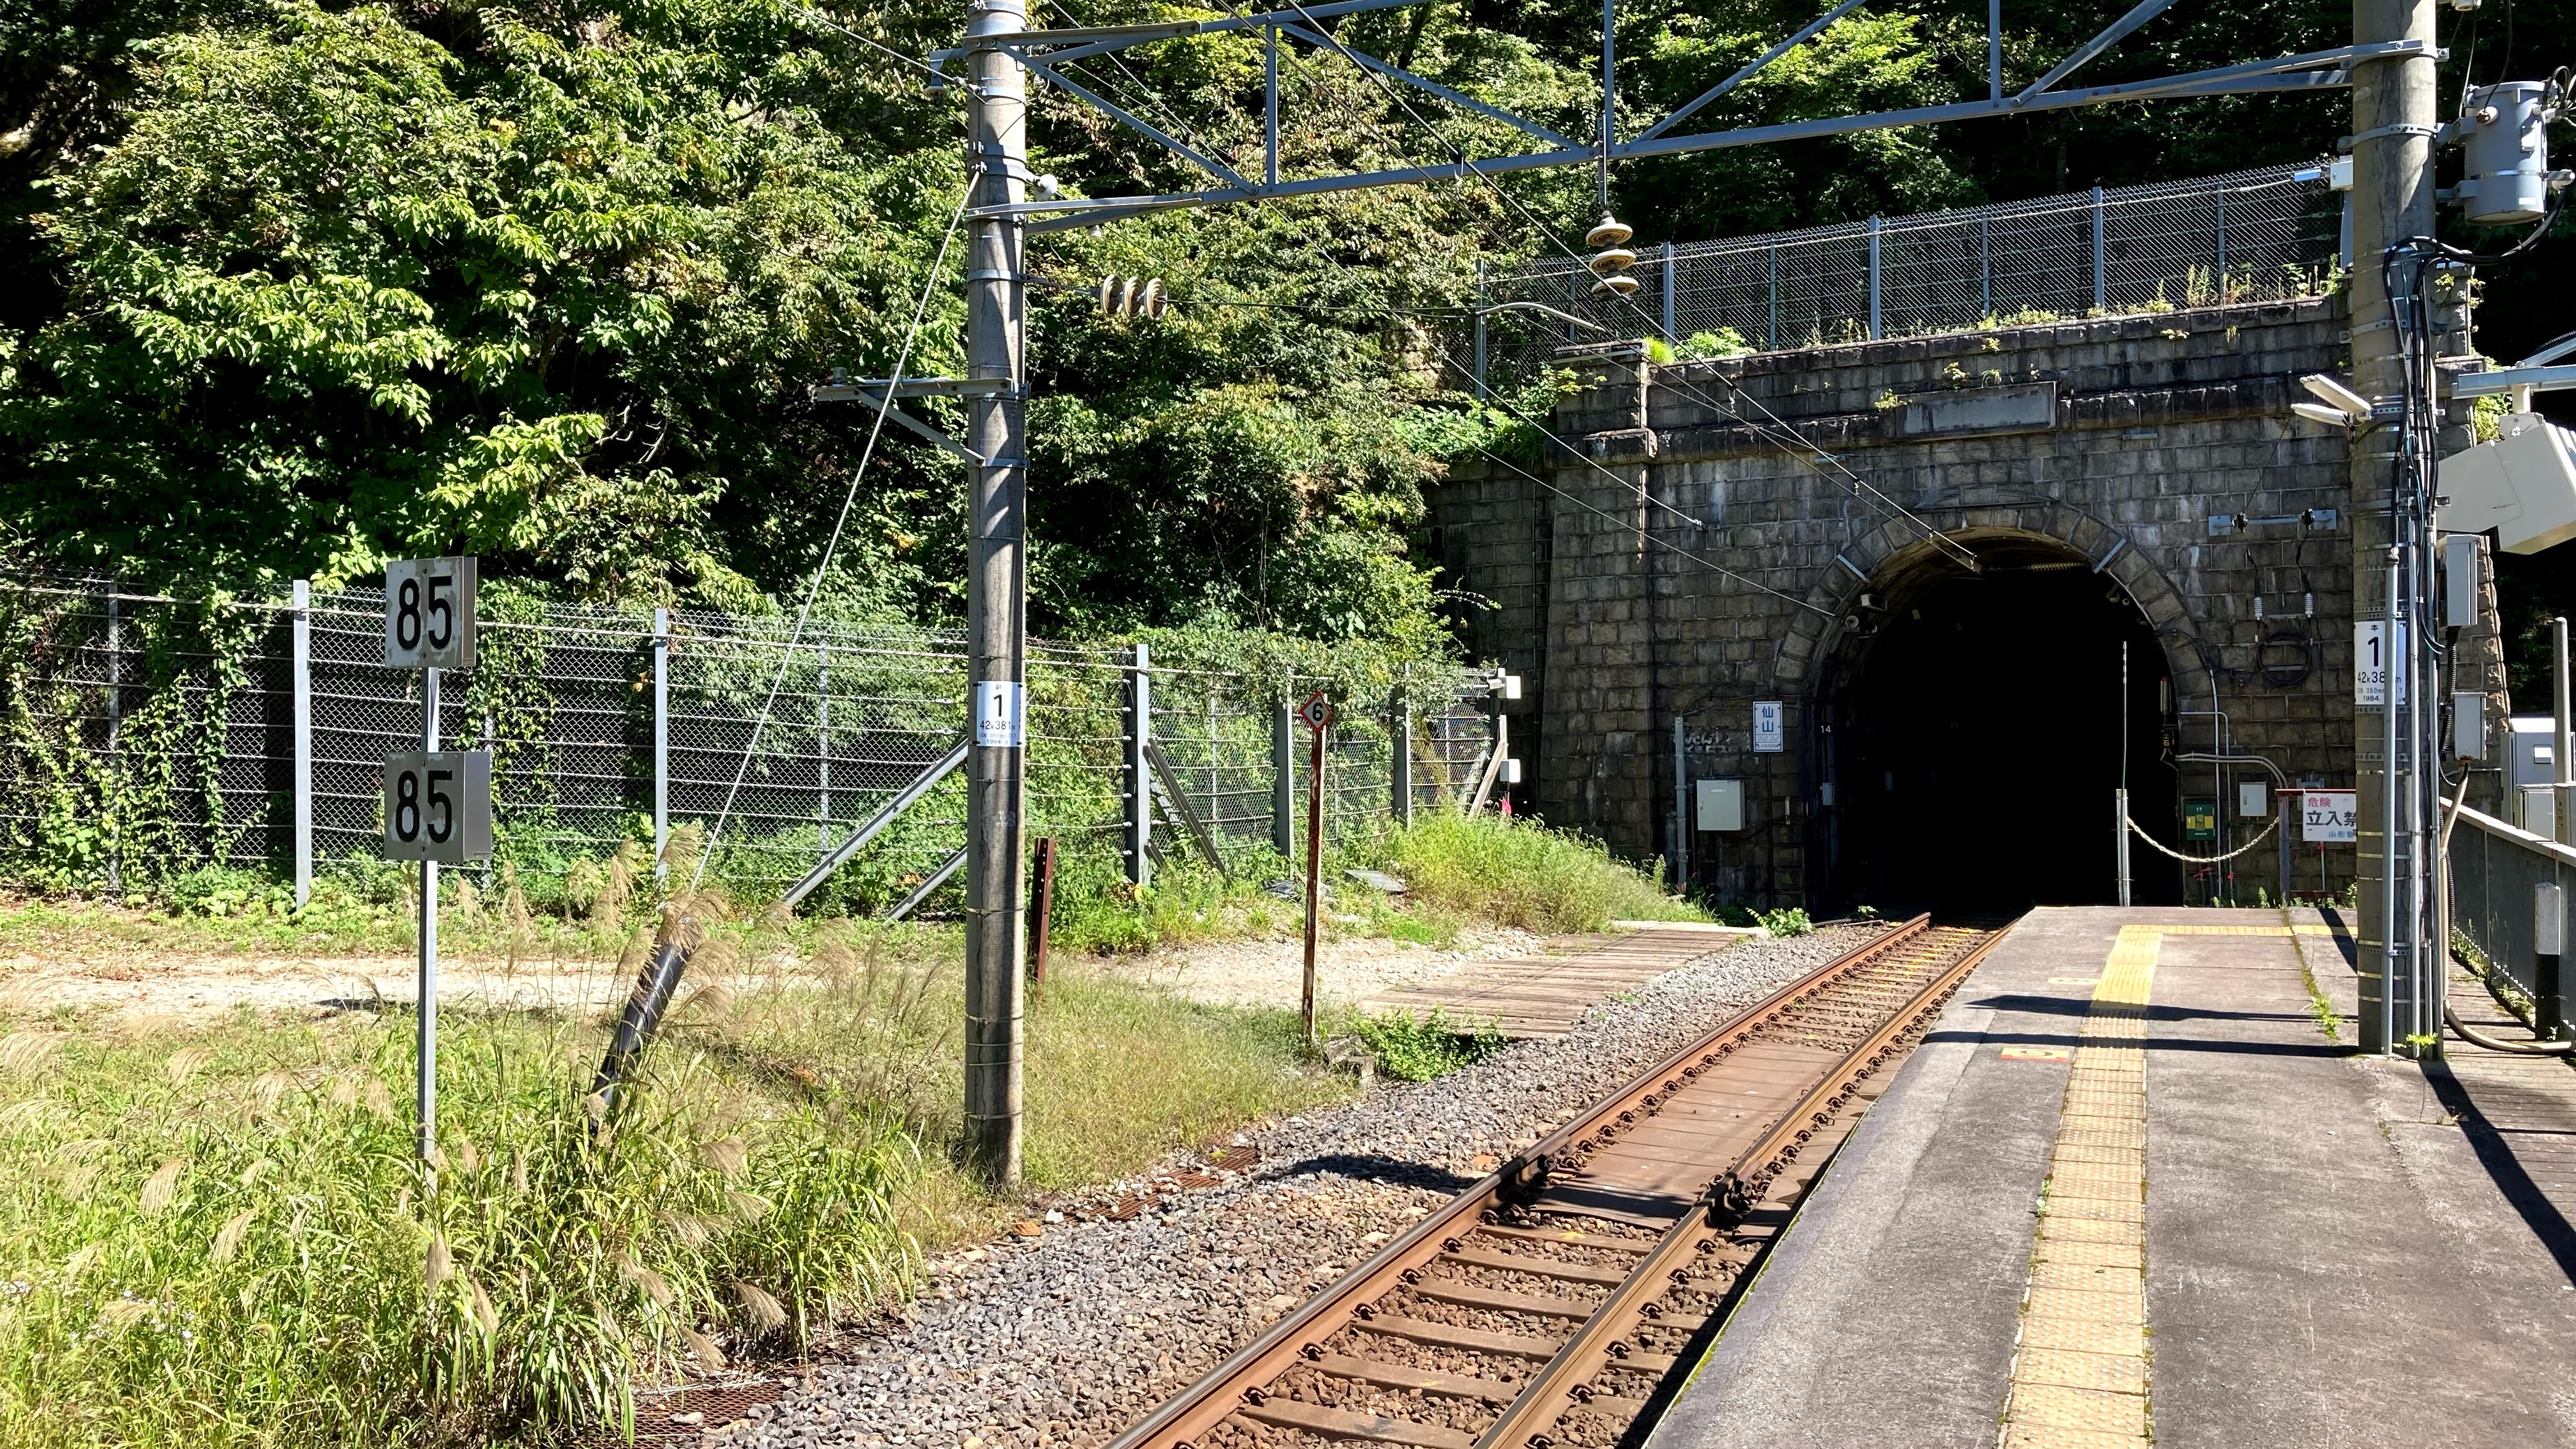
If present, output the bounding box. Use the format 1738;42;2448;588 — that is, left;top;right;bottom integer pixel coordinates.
1995;921;2217;1449
1988;921;2317;1446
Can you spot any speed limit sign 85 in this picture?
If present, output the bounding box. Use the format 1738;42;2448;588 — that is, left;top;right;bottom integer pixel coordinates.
382;751;494;864
383;557;478;670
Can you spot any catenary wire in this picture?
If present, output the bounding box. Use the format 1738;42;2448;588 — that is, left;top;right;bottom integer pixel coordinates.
1163;206;1836;609
787;15;1855;617
1264;0;1984;568
1002;1;1969;560
1043;0;1252;175
694;185;974;889
789;3;985;93
1013;26;1836;580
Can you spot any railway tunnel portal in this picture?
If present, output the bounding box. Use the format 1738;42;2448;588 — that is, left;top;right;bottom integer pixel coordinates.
1427;296;2508;912
1816;531;2177;912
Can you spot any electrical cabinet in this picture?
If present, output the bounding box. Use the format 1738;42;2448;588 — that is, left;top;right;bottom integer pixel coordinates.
1694;779;1744;832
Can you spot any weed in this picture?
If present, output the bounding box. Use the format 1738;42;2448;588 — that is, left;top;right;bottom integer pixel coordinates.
1379;912;1451;947
1757;907;1814;937
1350;1008;1508;1082
1644;328;1754;364
0;1003;922;1443
2473;391;2514;443
1374;815;1701;934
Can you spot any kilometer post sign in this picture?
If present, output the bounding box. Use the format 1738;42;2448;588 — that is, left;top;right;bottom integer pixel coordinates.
381;751;494;864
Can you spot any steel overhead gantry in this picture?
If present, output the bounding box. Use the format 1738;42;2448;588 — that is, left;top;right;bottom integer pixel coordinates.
929;0;2414;1181
938;0;2423;233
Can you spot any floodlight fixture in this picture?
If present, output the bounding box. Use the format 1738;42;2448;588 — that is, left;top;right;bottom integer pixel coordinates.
2291;401;2356;429
2301;374;2373;420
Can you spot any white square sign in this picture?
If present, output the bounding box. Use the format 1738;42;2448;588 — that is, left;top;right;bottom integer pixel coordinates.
1752;700;1784;753
2301;790;2358;844
974;680;1025;747
382;751;494;864
383;556;477;671
2355;620;2406;707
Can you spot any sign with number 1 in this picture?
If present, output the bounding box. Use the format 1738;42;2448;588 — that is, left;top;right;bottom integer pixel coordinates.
2355;620;2405;707
384;557;478;671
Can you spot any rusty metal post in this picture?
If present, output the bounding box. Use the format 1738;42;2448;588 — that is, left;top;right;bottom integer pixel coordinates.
1031;836;1057;995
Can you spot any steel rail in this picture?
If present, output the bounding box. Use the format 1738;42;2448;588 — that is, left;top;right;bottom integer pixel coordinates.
1473;924;2010;1448
1107;913;1970;1449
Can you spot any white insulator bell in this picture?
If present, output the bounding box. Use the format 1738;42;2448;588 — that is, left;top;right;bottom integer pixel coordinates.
1584;213;1634;248
1591;273;1641;296
1588;247;1638;277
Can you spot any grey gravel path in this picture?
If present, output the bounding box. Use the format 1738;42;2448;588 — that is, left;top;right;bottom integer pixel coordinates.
723;925;1880;1449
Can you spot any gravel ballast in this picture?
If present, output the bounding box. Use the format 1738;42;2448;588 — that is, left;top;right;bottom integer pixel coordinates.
725;925;1883;1449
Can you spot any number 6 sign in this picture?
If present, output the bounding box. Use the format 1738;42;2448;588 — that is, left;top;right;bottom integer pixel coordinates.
383;557;478;670
382;751;493;864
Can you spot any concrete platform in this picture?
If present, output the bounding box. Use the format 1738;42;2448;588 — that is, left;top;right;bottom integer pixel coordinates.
1646;906;2576;1449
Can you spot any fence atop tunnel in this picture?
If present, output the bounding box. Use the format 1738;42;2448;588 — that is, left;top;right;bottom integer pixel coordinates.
0;576;1499;917
1471;165;2343;388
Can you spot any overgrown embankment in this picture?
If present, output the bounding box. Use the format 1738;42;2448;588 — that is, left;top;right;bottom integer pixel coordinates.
0;813;1691;1443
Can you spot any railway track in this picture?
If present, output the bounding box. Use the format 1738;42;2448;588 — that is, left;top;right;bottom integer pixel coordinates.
1108;915;2012;1449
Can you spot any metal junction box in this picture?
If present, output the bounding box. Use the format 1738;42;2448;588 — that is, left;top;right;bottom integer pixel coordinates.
2512;715;2559;836
1695;778;1744;832
2511;716;2557;791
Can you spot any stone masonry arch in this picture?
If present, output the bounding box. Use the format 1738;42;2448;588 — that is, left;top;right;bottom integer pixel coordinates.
1775;504;2209;713
1425;298;2411;904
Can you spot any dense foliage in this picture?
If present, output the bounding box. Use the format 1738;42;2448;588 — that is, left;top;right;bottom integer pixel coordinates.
2;0;2571;652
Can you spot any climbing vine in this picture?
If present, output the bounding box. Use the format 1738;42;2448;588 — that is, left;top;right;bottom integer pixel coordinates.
0;579;273;892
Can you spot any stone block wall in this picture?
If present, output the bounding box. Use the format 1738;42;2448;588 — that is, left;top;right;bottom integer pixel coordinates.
1427;296;2510;906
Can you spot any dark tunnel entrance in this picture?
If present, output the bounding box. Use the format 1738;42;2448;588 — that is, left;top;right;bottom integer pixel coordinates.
1816;537;2179;914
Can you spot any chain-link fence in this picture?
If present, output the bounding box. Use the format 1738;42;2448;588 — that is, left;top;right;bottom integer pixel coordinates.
1472;166;2343;390
0;577;1499;916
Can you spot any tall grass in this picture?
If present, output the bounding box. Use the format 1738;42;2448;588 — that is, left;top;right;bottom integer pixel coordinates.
1018;972;1349;1185
1376;815;1703;933
0;997;921;1445
0;921;1349;1445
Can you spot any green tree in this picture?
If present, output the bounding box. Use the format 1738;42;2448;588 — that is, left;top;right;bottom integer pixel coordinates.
1;1;960;608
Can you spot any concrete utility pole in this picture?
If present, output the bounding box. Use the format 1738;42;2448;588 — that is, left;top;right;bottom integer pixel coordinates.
2349;0;2437;1055
963;0;1031;1182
